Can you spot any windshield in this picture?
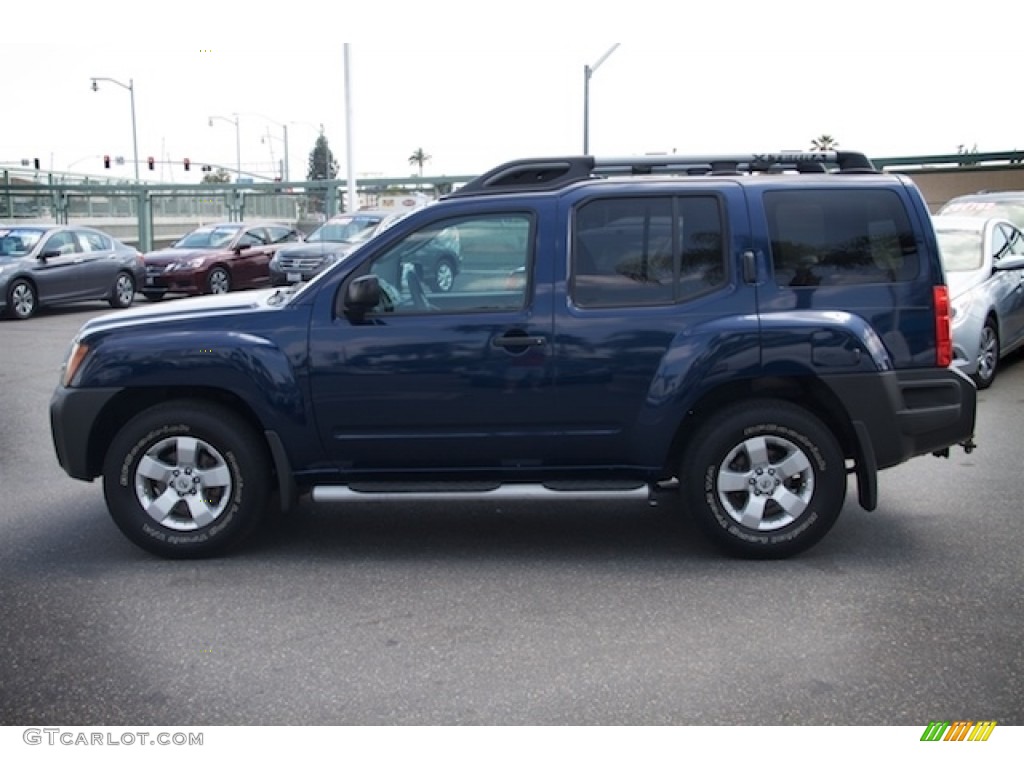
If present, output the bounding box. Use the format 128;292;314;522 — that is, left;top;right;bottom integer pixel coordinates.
0;228;45;256
307;216;382;244
174;225;241;249
936;228;984;272
939;200;1024;229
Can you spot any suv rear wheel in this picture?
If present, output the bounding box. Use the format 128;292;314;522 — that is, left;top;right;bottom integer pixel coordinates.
102;400;269;558
681;400;846;558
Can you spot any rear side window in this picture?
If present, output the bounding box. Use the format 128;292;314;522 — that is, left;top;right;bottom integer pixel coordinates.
572;196;725;307
766;189;919;286
76;230;112;252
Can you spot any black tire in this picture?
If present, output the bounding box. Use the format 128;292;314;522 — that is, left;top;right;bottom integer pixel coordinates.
432;255;457;292
102;400;270;558
207;266;231;294
973;318;999;390
6;278;37;319
680;399;847;559
142;291;165;302
108;271;136;308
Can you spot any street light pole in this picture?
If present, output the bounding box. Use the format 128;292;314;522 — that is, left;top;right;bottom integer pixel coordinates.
90;76;139;181
209;114;241;179
582;44;620;155
239;112;290;181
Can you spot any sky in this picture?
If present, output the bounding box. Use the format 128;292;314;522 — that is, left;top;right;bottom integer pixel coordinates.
4;1;1022;184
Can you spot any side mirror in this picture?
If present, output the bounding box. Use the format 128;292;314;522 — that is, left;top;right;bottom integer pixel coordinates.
994;255;1024;272
39;250;61;260
342;274;381;319
234;243;253;254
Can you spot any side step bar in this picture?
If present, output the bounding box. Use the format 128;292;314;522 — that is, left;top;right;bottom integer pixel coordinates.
311;483;656;505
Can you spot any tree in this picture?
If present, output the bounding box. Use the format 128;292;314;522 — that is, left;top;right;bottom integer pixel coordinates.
810;135;839;151
306;134;339;214
957;143;979;167
307;134;339;181
201;167;232;184
408;147;431;176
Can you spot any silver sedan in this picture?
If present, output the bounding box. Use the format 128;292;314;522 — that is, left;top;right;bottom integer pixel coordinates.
934;215;1024;388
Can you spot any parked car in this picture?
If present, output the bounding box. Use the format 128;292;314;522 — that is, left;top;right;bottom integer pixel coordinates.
51;151;977;560
142;221;302;300
269;210;408;287
933;215;1024;388
938;191;1024;229
270;210;462;291
0;224;144;319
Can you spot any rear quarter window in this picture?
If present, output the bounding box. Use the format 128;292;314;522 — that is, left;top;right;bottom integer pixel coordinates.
571;195;726;307
766;189;920;286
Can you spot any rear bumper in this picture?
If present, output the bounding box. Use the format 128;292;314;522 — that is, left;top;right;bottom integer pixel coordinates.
823;367;977;470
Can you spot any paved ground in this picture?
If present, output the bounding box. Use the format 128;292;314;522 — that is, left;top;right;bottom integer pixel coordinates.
1;301;1021;725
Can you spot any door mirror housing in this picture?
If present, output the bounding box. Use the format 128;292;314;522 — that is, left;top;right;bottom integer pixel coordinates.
342;274;381;319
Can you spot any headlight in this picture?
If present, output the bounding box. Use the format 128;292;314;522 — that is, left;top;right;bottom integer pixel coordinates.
62;341;90;387
951;294;972;327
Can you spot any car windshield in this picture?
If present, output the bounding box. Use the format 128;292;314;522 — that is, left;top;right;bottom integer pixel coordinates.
0;228;45;256
936;228;984;272
307;216;382;244
174;226;241;249
939;200;1024;229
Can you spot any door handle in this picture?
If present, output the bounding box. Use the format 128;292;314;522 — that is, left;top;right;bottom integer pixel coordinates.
492;334;546;349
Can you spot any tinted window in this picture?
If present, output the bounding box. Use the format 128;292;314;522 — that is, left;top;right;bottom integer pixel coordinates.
43;231;79;255
992;225;1009;262
572;196;725;307
177;226;240;248
238;229;269;247
766;189;919;286
76;230;112;252
366;213;531;314
267;226;299;244
1006;225;1024;257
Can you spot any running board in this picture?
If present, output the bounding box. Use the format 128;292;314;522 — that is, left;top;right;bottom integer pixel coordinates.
311;483;656;505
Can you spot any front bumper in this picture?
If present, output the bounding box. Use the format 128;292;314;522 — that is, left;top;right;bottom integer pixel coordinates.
49;386;124;480
269;264;327;286
143;269;202;295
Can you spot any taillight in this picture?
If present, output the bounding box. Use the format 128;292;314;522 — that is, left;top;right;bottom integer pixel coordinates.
933;286;952;368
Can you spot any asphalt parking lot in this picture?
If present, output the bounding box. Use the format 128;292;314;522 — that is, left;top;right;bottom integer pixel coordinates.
1;301;1022;726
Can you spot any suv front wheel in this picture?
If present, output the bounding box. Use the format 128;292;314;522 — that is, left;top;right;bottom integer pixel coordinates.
681;400;846;558
102;400;270;558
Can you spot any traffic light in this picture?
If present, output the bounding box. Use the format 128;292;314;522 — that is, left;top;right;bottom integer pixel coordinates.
201;164;212;172
103;155;111;169
33;158;40;170
184;158;190;171
147;156;155;171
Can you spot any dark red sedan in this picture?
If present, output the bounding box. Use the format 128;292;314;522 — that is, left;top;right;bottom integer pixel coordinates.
142;221;302;300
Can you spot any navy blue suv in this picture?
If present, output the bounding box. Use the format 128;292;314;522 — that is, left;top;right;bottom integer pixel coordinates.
50;151;977;559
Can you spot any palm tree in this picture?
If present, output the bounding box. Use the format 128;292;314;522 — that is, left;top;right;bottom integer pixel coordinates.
810;135;839;151
408;148;431;176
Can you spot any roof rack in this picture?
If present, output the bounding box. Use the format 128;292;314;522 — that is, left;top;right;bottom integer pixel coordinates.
449;151;877;197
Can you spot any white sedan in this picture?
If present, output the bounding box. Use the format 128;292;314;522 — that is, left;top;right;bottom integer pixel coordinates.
933;215;1024;388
